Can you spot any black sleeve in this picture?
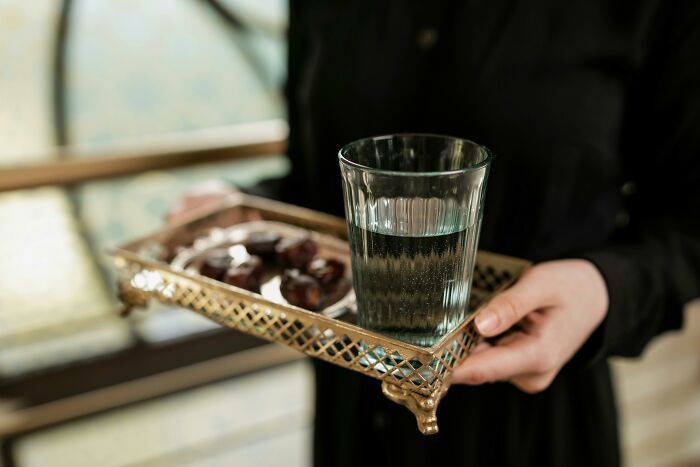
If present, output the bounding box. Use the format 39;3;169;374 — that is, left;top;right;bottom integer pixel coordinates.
276;0;313;206
245;0;309;204
579;0;700;362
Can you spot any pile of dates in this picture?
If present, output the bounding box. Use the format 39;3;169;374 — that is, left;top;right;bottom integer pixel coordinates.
197;232;345;311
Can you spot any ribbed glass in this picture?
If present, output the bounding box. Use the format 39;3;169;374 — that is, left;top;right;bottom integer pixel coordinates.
339;134;492;347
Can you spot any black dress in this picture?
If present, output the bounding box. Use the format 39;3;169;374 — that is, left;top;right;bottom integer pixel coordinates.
278;1;700;465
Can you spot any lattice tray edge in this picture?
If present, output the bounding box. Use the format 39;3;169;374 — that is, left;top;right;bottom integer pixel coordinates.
111;194;530;434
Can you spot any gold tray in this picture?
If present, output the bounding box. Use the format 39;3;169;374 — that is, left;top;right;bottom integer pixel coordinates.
110;194;530;435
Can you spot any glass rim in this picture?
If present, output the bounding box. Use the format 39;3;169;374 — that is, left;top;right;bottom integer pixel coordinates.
338;133;493;177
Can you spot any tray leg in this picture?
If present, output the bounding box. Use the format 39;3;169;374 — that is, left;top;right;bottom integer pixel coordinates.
117;282;149;317
381;380;451;435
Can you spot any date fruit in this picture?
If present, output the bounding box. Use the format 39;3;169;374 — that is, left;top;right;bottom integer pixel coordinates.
243;232;281;259
280;269;323;310
275;237;318;269
199;249;233;280
223;255;264;291
307;258;345;286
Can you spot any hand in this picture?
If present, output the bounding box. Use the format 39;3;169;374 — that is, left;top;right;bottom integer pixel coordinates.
451;259;608;393
160;180;245;261
165;180;239;226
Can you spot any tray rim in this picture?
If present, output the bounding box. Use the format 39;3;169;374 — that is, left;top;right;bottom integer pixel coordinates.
109;195;531;356
109;194;533;434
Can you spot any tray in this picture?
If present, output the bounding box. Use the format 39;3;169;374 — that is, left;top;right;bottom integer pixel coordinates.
110;194;530;435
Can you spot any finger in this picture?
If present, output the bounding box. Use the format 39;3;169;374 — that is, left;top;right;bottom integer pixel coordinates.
474;268;555;337
165;181;238;226
451;332;549;385
517;309;548;334
470;340;492;355
492;331;522;346
510;372;557;394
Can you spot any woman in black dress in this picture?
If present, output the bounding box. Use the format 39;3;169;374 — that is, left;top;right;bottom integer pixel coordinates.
281;1;700;466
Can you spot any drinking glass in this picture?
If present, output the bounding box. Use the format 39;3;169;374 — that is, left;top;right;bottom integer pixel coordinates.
339;134;492;347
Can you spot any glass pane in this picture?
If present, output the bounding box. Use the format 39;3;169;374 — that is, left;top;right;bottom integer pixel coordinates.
0;0;56;164
68;0;286;146
0;0;288;375
0;188;133;376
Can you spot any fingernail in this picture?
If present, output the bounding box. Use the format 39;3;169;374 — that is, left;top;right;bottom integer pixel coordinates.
475;310;498;335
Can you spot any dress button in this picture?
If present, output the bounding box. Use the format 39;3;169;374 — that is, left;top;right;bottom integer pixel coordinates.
371;411;387;430
621;180;637;196
416;27;439;49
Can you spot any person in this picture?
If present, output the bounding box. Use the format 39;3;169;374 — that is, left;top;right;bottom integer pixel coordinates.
285;1;700;466
172;1;700;465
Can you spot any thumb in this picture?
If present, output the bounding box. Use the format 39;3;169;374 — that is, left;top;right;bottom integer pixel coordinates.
474;268;551;337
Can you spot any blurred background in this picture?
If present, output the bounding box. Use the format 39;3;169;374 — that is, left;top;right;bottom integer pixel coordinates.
0;1;698;466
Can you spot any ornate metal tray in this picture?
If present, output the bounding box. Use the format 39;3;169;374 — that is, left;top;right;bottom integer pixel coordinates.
110;194;530;435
